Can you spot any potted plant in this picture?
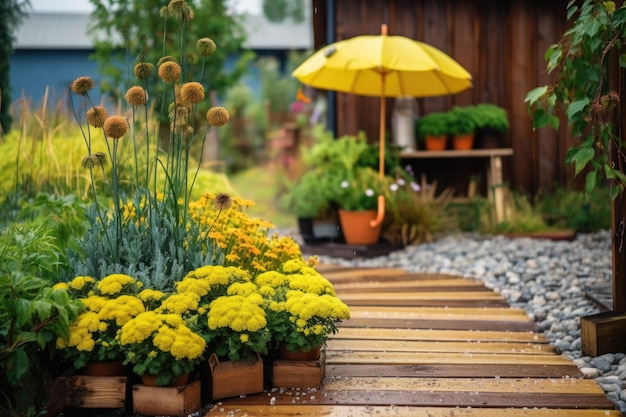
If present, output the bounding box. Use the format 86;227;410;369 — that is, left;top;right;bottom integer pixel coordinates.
55;273;145;376
280;170;337;243
254;259;350;358
119;310;206;387
415;111;452;150
472;103;509;148
330;166;390;245
448;106;477;150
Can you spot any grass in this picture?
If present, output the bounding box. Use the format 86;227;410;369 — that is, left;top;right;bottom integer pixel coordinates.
228;163;297;230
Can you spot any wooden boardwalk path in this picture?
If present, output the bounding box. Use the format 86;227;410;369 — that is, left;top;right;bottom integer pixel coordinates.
204;266;623;417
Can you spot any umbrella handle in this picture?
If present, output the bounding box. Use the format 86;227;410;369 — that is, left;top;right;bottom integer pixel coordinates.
370;195;385;228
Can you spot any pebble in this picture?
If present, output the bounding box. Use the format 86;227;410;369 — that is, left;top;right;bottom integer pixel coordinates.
317;230;626;412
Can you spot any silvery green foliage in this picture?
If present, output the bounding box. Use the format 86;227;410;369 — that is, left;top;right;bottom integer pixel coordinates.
66;188;219;291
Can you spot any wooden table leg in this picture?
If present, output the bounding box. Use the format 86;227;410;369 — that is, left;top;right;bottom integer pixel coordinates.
489;155;505;223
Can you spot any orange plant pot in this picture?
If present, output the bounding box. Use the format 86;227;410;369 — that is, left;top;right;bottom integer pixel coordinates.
424;135;447;151
338;209;382;245
453;133;475;150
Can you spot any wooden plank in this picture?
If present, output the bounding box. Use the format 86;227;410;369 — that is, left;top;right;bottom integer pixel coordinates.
347;306;531;320
340;317;537;331
219;390;614;409
205;405;624;417
330;327;548;343
325;364;583;379
323;377;606;395
342;291;505;300
333;279;489;292
325;339;555;355
324;351;572;366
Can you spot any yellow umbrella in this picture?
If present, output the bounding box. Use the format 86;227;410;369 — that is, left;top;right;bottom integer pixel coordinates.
292;24;472;228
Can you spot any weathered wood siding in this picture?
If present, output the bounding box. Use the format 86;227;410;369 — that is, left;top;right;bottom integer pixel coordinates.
311;0;575;195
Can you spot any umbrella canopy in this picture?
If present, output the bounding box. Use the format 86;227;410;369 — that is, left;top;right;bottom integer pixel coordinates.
292;24;472;228
292;33;472;98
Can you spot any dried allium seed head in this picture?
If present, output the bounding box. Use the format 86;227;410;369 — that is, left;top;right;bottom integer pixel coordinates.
71;76;95;95
196;38;217;57
158;61;182;83
81;155;95;169
206;106;230;126
186;52;198;65
180;82;205;106
125;86;149;106
181;4;194;21
133;62;154;80
103;115;129;139
158;55;179;67
168;0;186;13
214;192;232;210
86;106;109;128
93;151;107;166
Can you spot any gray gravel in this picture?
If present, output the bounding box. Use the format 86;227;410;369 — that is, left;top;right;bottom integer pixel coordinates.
314;230;626;412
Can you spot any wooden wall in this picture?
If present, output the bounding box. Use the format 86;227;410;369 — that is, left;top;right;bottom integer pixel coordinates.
311;0;577;195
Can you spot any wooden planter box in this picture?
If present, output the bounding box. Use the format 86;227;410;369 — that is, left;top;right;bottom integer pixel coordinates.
73;375;127;409
132;380;201;417
272;359;324;389
581;311;626;356
208;353;264;400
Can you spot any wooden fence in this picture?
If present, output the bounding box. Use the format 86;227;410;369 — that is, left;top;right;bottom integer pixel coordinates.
311;0;576;195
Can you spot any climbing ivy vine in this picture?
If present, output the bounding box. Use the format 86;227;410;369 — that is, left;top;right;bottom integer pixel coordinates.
526;0;626;198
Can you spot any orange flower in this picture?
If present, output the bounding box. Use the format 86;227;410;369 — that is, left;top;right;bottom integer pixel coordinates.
296;87;311;104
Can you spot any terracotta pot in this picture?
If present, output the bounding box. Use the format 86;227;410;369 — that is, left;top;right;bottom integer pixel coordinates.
278;343;321;361
83;360;126;376
453;133;475;150
141;372;189;387
338;209;381;245
424;135;447;151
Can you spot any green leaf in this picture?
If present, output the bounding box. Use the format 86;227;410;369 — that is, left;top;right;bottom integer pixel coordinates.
15;299;32;328
525;86;549;106
549;115;560;130
567;4;579;19
532;109;551;129
585;170;598;194
572;147;596;175
566;98;590;120
605;164;617;179
7;349;30;384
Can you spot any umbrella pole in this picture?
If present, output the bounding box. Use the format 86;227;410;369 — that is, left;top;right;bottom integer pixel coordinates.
370;77;386;228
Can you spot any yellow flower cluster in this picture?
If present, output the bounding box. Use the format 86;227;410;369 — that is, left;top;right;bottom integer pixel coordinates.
207;294;266;333
189;193;305;275
120;311;206;361
56;274;147;369
97;274;143;295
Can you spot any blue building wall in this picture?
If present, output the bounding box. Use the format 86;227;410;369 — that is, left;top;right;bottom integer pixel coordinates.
10;49;104;110
10;48;292;113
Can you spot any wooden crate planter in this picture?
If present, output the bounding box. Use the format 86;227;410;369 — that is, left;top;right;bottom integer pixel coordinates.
132;380;201;417
73;375;127;409
581;311;626;356
208;353;264;400
272;359;324;389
